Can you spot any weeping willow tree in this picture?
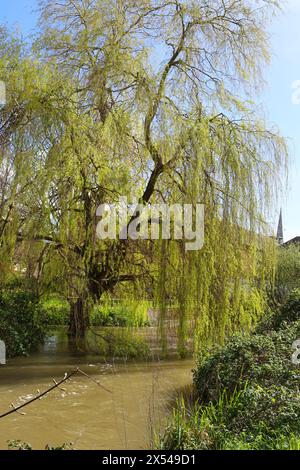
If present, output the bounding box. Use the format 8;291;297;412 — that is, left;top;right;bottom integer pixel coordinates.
0;27;72;286
0;1;287;350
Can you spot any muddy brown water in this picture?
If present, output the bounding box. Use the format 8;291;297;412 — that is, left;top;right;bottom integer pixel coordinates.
0;340;194;450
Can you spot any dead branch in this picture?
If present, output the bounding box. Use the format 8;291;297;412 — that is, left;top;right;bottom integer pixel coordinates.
0;367;111;420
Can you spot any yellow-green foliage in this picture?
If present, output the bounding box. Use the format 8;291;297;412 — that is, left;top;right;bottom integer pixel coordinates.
0;2;287;350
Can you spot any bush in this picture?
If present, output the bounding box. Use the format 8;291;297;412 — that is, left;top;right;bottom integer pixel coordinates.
271;288;300;330
87;328;150;359
160;297;300;450
38;298;151;328
158;383;300;450
0;284;46;357
193;326;300;403
90;301;151;327
39;297;70;326
274;245;300;302
91;304;129;327
256;288;300;334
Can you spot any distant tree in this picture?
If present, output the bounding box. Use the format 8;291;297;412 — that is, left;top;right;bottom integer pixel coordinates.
274;245;300;303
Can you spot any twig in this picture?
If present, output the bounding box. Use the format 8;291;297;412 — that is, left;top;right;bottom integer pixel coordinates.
53;379;67;392
76;368;112;394
11;403;26;416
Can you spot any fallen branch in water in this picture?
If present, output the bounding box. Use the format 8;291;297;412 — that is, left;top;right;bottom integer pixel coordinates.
0;367;111;420
76;367;111;393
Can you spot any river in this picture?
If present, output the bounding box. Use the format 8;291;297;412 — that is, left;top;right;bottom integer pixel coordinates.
0;350;194;450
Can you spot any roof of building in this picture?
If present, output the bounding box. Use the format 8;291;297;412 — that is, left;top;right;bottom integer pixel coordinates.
282;236;300;247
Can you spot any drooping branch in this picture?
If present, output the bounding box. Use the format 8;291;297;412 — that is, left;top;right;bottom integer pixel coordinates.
16;233;83;256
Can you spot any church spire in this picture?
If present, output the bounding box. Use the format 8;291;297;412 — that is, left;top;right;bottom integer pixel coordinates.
276;209;283;245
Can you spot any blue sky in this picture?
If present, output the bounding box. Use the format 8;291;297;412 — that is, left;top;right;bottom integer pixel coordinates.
262;0;300;241
1;0;299;241
1;0;38;35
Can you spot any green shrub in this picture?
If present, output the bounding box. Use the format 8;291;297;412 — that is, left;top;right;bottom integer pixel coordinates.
39;297;70;326
274;245;300;302
193;315;300;403
90;301;150;327
0;284;46;357
257;288;300;334
160;297;300;450
91;304;129;326
158;384;300;450
38;298;151;328
87;328;150;359
272;288;300;329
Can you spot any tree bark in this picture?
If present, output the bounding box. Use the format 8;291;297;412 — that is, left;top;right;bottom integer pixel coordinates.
68;296;90;348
